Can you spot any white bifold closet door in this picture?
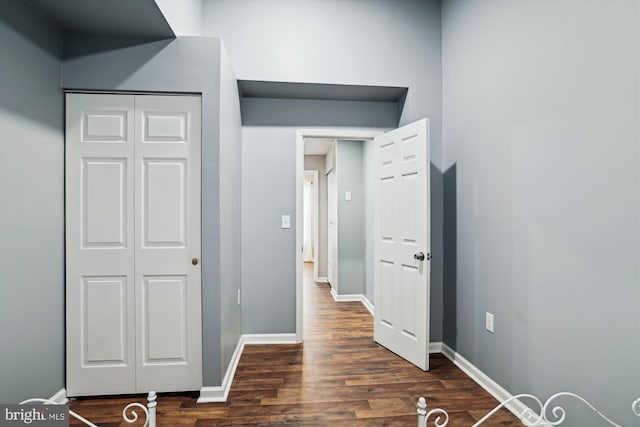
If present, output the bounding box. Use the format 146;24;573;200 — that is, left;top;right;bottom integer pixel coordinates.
65;93;202;396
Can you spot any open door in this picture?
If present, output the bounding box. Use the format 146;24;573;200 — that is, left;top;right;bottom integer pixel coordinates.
373;118;430;370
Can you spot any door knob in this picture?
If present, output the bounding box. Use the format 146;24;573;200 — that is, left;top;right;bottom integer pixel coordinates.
192;258;198;265
414;252;425;261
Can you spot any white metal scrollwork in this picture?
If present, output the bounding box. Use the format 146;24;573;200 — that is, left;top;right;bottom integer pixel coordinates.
417;396;449;427
20;391;157;427
417;393;640;427
633;398;640;418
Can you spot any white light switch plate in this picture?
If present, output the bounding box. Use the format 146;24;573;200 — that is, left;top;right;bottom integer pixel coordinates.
345;191;352;201
281;215;291;229
486;312;494;333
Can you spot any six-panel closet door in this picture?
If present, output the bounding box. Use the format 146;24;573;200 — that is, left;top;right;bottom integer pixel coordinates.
65;93;202;396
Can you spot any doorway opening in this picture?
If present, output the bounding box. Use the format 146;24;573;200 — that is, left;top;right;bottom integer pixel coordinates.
295;129;382;342
296;120;432;372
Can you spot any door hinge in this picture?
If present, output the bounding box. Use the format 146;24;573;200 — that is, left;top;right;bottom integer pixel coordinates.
426;253;432;261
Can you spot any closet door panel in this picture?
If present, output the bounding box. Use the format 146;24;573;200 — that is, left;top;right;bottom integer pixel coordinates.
66;93;136;396
66;93;202;396
134;95;202;392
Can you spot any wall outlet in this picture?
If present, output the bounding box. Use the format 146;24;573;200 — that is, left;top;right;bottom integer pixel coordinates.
486;312;494;333
237;289;241;306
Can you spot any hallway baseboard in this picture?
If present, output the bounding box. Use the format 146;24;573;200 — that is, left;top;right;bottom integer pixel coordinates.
361;296;374;315
197;333;298;403
243;333;297;345
329;289;374;315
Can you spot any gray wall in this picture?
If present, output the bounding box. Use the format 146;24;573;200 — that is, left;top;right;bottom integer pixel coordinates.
442;0;639;424
336;140;365;295
202;0;442;132
303;155;327;278
0;1;64;403
154;0;203;36
241;127;297;334
207;0;443;340
218;42;243;372
62;36;227;386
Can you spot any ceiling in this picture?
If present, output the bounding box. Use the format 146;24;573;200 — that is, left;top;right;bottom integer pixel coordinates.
304;138;334;155
28;0;175;38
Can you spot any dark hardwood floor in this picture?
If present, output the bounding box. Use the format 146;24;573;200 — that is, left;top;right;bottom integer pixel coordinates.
70;263;520;426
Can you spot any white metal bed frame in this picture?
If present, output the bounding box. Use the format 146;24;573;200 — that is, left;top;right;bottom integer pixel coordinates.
20;391;157;427
417;392;640;427
21;390;639;426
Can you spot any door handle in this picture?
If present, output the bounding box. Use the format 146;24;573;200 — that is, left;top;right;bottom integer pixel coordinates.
414;252;425;261
192;258;198;265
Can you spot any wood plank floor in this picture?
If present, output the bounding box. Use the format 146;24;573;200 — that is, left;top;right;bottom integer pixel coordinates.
70;263;520;426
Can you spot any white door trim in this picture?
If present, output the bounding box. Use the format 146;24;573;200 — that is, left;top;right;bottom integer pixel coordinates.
295;128;386;343
303;170;320;279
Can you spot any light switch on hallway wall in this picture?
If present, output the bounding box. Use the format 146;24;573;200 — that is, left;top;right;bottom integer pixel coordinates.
281;215;291;229
345;191;352;201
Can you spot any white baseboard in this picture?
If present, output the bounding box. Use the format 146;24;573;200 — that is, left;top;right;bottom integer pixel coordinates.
242;333;297;344
330;289;374;315
198;333;299;403
49;388;68;405
439;343;533;421
361;296;374;315
198;335;246;403
316;277;328;283
330;289;361;302
428;342;443;354
197;385;227;403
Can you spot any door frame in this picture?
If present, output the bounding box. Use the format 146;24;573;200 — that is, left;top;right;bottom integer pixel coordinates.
303;170;320;278
295;128;385;342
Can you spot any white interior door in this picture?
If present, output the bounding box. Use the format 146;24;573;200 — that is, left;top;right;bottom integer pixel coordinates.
66;93;202;396
327;169;337;288
134;95;202;392
373;118;430;370
66;94;136;395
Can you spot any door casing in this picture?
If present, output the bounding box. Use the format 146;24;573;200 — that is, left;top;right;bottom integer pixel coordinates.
303;169;320;279
295;128;383;342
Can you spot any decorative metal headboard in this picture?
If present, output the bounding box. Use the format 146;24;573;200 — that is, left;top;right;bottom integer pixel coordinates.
417;392;640;427
20;391;157;427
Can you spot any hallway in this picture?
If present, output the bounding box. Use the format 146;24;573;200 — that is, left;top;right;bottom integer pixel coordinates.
69;263;518;425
